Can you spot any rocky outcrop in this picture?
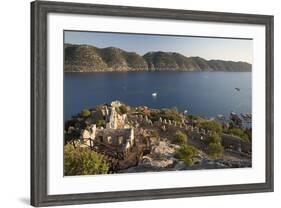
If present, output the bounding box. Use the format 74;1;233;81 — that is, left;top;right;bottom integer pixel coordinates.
117;139;251;173
64;44;252;72
118;157;251;173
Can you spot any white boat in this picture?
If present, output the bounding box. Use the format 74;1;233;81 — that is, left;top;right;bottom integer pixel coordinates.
184;110;188;114
152;92;157;97
217;114;225;120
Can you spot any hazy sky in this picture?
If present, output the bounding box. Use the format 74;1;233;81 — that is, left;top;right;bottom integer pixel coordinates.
65;31;253;63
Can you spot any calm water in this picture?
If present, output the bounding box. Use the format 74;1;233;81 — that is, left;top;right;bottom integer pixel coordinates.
64;72;251;120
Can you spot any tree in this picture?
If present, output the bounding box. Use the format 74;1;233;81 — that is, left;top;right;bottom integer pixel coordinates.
80;108;91;117
64;144;109;176
206;142;224;159
173;130;188;145
175;144;198;166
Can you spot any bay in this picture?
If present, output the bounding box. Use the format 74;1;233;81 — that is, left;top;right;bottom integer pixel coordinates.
64;71;251;120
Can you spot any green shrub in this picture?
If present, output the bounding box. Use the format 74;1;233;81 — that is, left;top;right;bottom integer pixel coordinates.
198;120;222;135
96;119;106;128
175;144;198;166
187;115;199;120
151;130;159;140
204;133;221;145
150;108;182;122
80;108;91;117
228;128;250;142
206;142;224;159
173;130;188;145
64;144;109;176
183;158;193;166
244;128;252;142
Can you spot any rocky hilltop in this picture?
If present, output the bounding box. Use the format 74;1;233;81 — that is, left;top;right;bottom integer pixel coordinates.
64;44;252;72
64;101;252;175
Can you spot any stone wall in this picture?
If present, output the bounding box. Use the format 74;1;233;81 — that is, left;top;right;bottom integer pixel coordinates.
129;114;212;139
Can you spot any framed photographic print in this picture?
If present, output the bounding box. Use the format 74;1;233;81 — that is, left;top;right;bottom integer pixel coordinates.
31;0;274;207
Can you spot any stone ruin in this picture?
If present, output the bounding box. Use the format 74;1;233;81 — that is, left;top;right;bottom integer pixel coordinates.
81;101;135;157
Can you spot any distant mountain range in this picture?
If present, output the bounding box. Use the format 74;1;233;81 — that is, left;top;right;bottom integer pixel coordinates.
64;44;252;72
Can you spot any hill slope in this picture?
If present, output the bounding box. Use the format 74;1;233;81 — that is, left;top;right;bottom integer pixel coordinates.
64;44;251;72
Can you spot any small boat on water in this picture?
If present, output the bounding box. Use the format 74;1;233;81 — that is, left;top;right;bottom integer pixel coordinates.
152;92;157;97
240;113;252;123
235;87;240;91
217;114;225;120
240;113;248;119
230;111;242;123
245;113;252;119
184;110;188;114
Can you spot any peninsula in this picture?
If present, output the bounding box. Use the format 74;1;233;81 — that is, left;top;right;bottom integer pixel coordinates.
64;101;252;175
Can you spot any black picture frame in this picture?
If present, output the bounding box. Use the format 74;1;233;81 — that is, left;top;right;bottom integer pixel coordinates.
31;0;274;207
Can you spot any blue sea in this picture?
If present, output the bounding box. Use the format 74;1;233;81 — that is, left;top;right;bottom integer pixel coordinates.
64;72;251;120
